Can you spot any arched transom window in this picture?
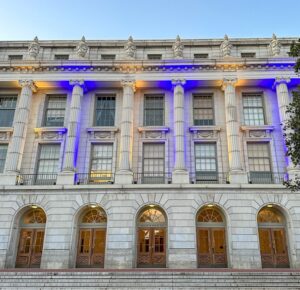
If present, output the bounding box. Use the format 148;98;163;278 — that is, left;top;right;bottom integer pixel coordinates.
138;207;166;227
81;208;107;225
22;209;46;225
197;207;225;227
258;207;284;225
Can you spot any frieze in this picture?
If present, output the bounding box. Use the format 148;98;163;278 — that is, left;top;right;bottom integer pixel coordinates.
0;128;13;141
240;125;274;139
138;126;169;139
34;127;67;140
189;126;221;140
86;127;119;140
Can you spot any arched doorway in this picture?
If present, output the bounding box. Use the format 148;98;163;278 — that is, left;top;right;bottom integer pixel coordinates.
137;206;167;268
196;206;227;268
76;206;107;268
258;206;290;268
16;207;46;268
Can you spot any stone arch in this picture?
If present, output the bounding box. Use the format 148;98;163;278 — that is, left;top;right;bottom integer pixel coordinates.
72;204;107;268
257;204;291;268
195;204;228;268
136;204;168;268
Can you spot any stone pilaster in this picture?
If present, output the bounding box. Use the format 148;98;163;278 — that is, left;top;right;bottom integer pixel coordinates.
57;80;84;185
115;80;135;184
222;78;247;184
274;77;300;178
172;79;189;184
0;80;36;185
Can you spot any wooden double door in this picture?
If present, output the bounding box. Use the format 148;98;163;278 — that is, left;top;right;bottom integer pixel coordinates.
16;229;45;268
197;227;227;268
137;228;166;267
76;228;106;268
259;228;289;268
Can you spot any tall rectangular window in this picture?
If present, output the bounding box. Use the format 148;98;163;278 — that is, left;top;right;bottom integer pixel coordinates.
43;95;66;127
142;143;165;184
90;144;113;183
36;144;60;184
0;144;8;173
247;143;272;183
194;143;218;183
193;94;214;125
0;96;17;127
95;95;116;126
243;93;265;125
144;95;164;126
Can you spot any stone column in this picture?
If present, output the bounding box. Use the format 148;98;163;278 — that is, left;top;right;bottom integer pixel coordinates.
274;77;300;178
172;79;189;184
222;78;247;183
0;80;36;185
115;80;135;184
56;80;84;185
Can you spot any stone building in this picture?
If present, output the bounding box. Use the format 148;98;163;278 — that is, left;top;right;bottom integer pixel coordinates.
0;35;299;270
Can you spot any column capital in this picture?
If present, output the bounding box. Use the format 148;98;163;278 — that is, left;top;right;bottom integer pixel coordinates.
221;78;238;91
172;79;186;87
121;79;136;91
69;80;86;92
18;80;37;92
274;76;290;87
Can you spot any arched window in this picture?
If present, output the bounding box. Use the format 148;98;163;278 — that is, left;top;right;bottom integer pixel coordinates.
76;206;107;268
257;206;289;268
16;207;46;268
196;206;227;268
137;206;167;268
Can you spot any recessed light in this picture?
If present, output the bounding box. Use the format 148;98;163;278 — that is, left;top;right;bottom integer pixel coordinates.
31;205;38;209
207;204;214;207
90;204;97;208
149;205;155;208
267;204;273;208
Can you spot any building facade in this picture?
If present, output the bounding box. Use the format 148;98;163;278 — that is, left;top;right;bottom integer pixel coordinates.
0;35;299;270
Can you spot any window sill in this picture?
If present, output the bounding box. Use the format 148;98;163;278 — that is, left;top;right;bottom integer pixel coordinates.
87;126;119;133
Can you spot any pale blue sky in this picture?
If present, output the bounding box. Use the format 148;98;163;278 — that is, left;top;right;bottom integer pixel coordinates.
0;0;299;40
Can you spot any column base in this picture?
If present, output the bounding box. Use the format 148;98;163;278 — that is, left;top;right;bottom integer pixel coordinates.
56;171;75;185
0;172;18;185
115;170;133;184
228;170;248;184
172;169;190;184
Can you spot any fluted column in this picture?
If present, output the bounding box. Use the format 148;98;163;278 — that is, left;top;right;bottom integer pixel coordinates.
115;80;135;184
172;79;189;184
222;78;247;183
274;77;299;175
4;80;36;175
62;80;84;172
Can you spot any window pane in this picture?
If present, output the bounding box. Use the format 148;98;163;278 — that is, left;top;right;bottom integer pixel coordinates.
195;143;217;172
90;144;113;173
44;96;66;127
0;96;17;127
144;95;164;126
95;96;116;126
37;144;60;174
243;93;265;125
193;95;214;125
0;144;8;173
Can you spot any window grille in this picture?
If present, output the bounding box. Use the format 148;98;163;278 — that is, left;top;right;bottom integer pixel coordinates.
241;52;256;58
101;54;116;60
0;96;17;127
0;144;8;173
95;95;116;126
144;95;164;126
243;93;265;125
90;144;113;183
194;53;209;59
247;143;272;183
8;55;23;60
147;54;162;60
44;95;66;127
194;143;218;183
193;94;214;126
54;54;69;60
142;143;165;184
